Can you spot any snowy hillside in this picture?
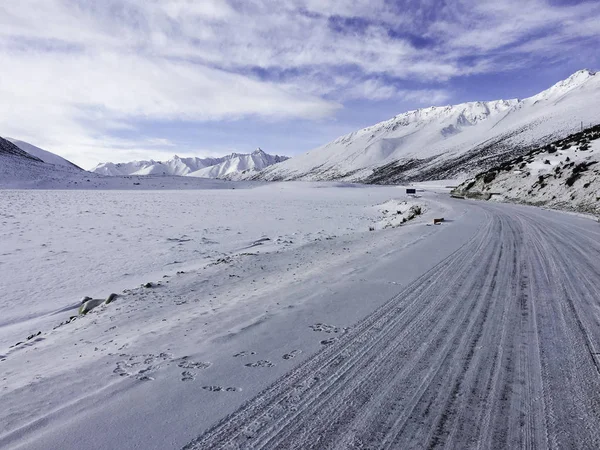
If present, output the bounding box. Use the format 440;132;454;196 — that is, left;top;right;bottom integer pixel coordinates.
255;69;600;183
453;125;600;215
6;138;82;170
0;136;42;161
188;148;289;179
93;149;288;179
0;136;86;188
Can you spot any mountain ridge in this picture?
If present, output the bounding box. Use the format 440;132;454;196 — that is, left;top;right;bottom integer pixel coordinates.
0;137;44;162
252;69;600;183
92;148;289;179
188;149;289;180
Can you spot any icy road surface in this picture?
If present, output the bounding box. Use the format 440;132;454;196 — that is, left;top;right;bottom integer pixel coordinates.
1;186;600;450
187;201;600;450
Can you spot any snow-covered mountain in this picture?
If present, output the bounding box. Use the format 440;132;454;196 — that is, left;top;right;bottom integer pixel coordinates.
254;69;600;183
0;136;88;188
0;136;43;162
92;149;288;179
0;136;243;190
453;124;600;215
92;155;227;176
188;149;289;179
6;138;82;170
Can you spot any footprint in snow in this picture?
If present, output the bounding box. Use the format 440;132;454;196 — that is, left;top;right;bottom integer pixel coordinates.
177;359;211;370
282;350;302;360
113;352;197;381
203;386;241;392
138;375;155;381
233;351;256;357
309;323;349;334
113;365;129;377
181;371;195;381
245;360;275;368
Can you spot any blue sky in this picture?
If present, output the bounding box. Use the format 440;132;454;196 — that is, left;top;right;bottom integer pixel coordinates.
1;0;599;168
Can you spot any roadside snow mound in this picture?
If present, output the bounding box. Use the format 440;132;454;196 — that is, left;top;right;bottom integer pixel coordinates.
373;199;426;230
453;124;600;215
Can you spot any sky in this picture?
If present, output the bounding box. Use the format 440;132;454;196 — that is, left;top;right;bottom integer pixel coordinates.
1;0;599;169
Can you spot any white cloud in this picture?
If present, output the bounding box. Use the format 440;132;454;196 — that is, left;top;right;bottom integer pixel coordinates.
159;0;235;20
339;78;451;104
0;0;598;166
400;89;452;105
75;141;232;170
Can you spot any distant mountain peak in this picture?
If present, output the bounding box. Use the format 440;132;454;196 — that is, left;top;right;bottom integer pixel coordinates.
188;150;290;180
525;69;597;105
559;68;595;85
572;68;596;77
92;149;289;179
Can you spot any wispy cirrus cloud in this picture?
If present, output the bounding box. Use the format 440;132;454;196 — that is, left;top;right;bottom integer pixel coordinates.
0;0;598;167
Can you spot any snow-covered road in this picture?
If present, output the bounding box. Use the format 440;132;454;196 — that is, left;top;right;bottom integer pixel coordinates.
2;189;600;450
186;201;600;450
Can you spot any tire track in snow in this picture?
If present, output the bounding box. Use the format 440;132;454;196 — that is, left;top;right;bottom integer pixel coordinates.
522;212;600;449
183;202;600;450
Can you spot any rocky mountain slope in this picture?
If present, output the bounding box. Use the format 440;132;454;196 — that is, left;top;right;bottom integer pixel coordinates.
93;149;288;179
0;137;43;162
452;125;600;215
6;138;82;170
0;136;87;188
254;70;600;183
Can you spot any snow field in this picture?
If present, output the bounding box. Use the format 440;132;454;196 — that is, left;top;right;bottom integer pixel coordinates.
0;183;459;450
0;183;445;345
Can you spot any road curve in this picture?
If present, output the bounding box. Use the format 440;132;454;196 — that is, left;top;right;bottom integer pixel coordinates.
184;202;600;450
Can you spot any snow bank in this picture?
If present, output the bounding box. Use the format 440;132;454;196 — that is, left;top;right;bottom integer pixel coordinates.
373;199;426;230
